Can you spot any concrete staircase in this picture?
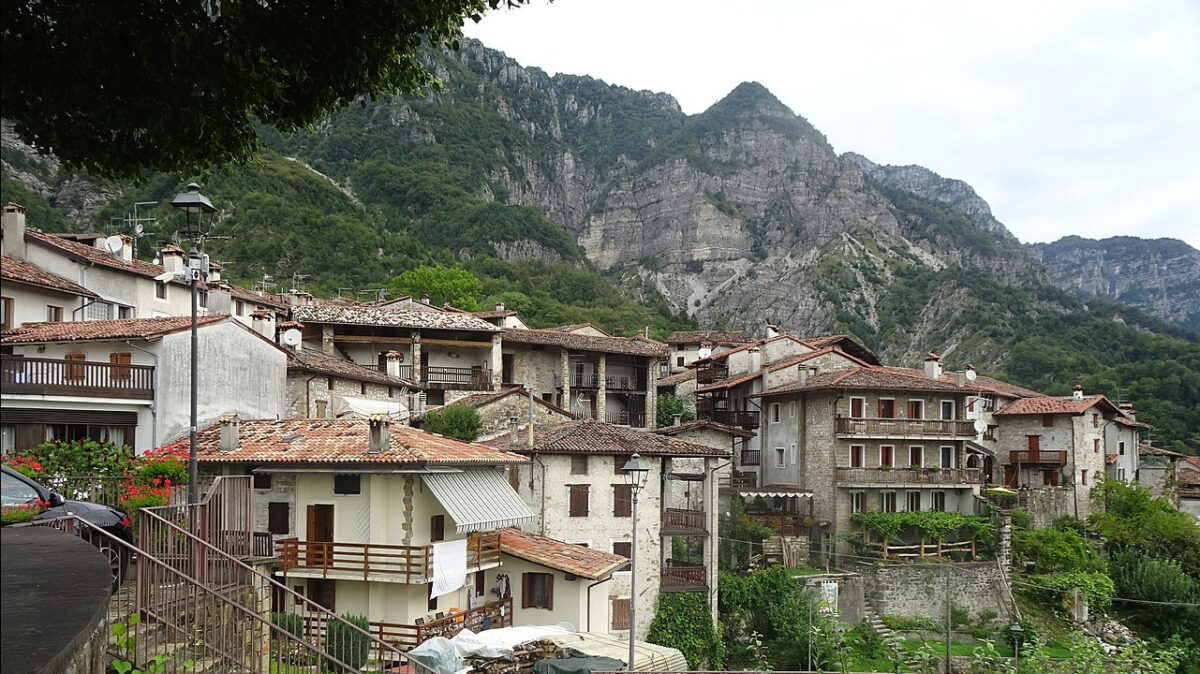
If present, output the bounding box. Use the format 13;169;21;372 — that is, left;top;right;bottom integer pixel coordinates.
862;600;923;671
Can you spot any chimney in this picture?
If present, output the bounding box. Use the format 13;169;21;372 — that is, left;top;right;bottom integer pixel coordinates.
509;417;520;446
749;347;762;373
765;324;781;339
161;245;186;273
207;260;222;283
1073;384;1084;401
923;352;942;379
420;293;430;305
1119;403;1136;420
368;413;391;453
219;412;240;452
385;350;404;378
116;234;134;263
798;364;815;386
672;414;682;427
495;302;505;312
1;203;27;260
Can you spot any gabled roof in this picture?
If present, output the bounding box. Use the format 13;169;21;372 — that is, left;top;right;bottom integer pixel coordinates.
766;346;869;372
696;369;761;393
654;418;755;439
292;305;500;332
498;528;628;579
27;230;170;279
994;395;1120;417
667;330;752;346
1114;415;1152;429
657;369;697;387
754;365;969;397
797;334;880;365
1138;444;1188;458
189;418;528;465
483;420;729;458
1;255;98;298
502;328;668;358
439;386;575;418
547;323;611;336
2;314;227;343
693;333;809;364
287;349;415;387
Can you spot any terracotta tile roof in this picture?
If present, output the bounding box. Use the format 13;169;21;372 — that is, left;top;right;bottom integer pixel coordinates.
1;255;98;297
696;369;761;392
497;528;628;579
1106;453;1120;465
693;333;808;363
656;369;697;387
796;334;881;365
220;283;289;310
292;305;500;332
470;309;518;319
667;330;752;345
26;230;168;279
432;386;576;420
754;365;968;397
187;418;529;465
502;328;668;358
482;420;729;458
2;314;228;343
765;347;868;372
877;365;1044;399
1138;444;1188;458
287;349;416;387
994;395;1119;416
654;418;755;439
1114;415;1152;429
547;323;611;336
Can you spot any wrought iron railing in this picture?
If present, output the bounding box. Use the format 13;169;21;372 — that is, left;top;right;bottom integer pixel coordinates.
835;417;977;437
1;354;154;399
740;448;762;466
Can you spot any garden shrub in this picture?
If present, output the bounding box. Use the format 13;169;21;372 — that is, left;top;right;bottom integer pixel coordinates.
422;404;482;441
325;613;371;672
1013;526;1102;574
647;592;724;669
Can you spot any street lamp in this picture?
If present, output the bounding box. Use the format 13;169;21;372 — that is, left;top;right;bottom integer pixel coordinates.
1009;622;1025;670
621;452;650;673
171;183;216;505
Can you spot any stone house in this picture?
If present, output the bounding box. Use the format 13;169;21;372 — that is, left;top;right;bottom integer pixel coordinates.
193;416;626;648
500;326;668;429
1;315;285;453
438;386;575;438
1137;444;1185;502
1107;404;1149;482
665;329;752;375
486;420;729;640
282;336;420;420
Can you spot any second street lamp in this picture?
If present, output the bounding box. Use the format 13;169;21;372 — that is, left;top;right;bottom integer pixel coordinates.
621;452;650;673
170;182;216;505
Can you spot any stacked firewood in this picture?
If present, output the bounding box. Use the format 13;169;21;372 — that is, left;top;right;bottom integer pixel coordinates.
463;639;562;674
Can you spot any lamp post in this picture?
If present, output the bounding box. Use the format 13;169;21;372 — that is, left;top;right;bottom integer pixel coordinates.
621;452;650;673
1009;622;1024;670
171;183;216;505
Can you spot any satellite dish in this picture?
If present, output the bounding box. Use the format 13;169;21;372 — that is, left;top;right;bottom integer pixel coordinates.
103;235;124;254
965;369;977;382
973;419;987;434
282;329;302;347
697;347;712;359
134;223;144;235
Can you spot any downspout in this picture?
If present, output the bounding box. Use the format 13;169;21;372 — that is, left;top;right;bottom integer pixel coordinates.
72;298;100;321
585;576;608;632
304;374;320;417
530;453;547;535
123;339;158;449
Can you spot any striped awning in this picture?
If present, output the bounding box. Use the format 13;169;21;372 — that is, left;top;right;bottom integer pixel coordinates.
738;489;813;499
422;470;534;533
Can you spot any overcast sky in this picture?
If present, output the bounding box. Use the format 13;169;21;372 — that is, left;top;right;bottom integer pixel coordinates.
465;0;1200;249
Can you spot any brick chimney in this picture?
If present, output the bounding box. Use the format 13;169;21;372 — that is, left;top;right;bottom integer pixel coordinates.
219;412;240;452
2;202;27;260
923;353;942;379
368;413;391;453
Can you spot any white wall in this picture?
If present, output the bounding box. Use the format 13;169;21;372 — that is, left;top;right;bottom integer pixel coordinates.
0;283;90;327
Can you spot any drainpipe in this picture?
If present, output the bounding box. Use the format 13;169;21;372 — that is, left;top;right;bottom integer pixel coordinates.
72;298;100;321
123;339;159;449
530;453;548;535
304;375;320;417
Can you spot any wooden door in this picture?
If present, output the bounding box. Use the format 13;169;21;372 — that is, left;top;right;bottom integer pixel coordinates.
306;504;334;567
1004;465;1017;488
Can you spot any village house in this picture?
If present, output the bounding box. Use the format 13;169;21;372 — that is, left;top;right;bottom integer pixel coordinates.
500;325;668;429
193;416;628;648
665;329;752;375
486;420;729;640
1;315;285;453
433;386;575;437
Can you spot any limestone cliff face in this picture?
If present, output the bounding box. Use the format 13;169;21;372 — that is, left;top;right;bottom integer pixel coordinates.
1029;237;1200;330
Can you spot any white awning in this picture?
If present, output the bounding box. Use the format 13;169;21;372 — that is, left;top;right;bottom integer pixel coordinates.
330;392;406;419
738;489;813;499
422;470;534;533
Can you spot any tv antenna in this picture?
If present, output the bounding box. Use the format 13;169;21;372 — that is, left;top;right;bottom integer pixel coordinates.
290;273;310;293
256;274;277;294
337;287;355;299
358;288;387;302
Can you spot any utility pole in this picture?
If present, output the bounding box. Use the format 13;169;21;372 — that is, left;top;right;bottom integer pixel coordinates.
945;569;952;674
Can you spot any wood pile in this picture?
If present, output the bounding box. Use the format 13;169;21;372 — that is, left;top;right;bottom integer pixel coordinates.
463;639;562;674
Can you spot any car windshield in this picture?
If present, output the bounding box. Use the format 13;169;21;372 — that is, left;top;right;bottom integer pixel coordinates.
1;470;42;507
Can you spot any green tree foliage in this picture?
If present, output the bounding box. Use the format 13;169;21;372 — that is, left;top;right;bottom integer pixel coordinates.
655;394;696;428
390;265;483;310
1012;525;1103;574
324;613;371;672
1;0;530;178
719;496;776;570
1087;480;1200;578
646;592;724;669
1108;550;1200;637
720;566;832;670
421;404;482;441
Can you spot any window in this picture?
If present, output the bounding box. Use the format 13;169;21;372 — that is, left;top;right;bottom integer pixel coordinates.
253;472;272;490
198;290;208;309
155;283;167;300
571;454;589;475
46;305;63;322
850;397;865;418
909;446;923;468
1117;468;1126;481
1119;441;1126;456
1;425;14;455
941;446;955;469
1093;438;1100;453
360;382;367;395
568;484;589;517
771;404;780;423
850;445;865;468
676;356;684;367
775;447;785;467
430;515;445;542
906;491;921;512
64;353;87;380
850;492;864;514
941;400;956;420
789;401;796;419
881;492;897;513
315;400;327;418
614;456;627;475
880;445;895;468
1092;413;1099;428
308;579;335;611
327;377;334;390
428;585;438;611
1;296;11;330
611;598;631;630
119;306;134;319
612;541;632;559
931;491;946;512
522;572;553;609
235;300;246;316
790;442;797;464
907;400;924;419
268;502;289;534
1080;469;1088;486
1042;414;1055;428
613;484;632;517
333;474;360;495
878;399;896;418
109;352;132;380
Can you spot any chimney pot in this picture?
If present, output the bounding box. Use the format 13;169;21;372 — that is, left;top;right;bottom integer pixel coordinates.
495;302;505;312
219;412;240;452
1073;384;1084;401
923;352;943;379
368;413;391;453
672;414;682;427
2;203;29;260
765;324;781;338
420;293;430;304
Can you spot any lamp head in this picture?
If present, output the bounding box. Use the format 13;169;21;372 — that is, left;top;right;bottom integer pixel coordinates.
171;182;216;236
621;452;650;492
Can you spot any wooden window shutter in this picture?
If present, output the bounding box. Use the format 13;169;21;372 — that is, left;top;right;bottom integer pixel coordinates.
65;353;86;380
522;573;532;609
613;484;632;517
431;515;445;542
611;599;631;630
569;484;589;517
110;352;132;380
546;574;554;611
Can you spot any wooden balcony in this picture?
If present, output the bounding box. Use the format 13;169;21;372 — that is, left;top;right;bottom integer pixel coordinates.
746;514;813;537
835;417;977;439
719;472;758;490
1010;450;1067;465
661;508;706;535
833;467;983;486
421;366;492;391
703;409;760;429
1;354;154;400
660;561;707;591
695;362;728;384
276;532;500;583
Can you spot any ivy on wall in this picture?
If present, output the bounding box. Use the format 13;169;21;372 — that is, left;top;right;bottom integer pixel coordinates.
646;592;724;669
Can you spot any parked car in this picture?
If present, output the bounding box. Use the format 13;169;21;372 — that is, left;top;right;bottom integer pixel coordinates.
1;465;133;590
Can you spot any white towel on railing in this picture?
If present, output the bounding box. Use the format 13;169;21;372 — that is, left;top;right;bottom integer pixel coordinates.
431;539;468;599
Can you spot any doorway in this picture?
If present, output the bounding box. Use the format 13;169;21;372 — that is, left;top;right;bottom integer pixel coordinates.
306;504;334;566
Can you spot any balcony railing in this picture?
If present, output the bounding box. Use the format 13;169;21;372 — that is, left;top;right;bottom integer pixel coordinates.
745;514;813;537
740;449;761;466
556;373;644;391
660;561;707;591
718;472;757;490
833;467;983;485
359;363;415;380
1;354;154;400
368;598;514;651
276;532;501;582
695;362;728;384
1010;450;1068;465
421;366;492;391
604;408;647;428
661;508;706;535
703;409;760;429
835;417;977;438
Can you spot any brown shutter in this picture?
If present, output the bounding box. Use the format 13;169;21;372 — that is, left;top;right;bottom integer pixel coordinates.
611;599;631;630
522;573;532;609
613;484;632;517
65;353;86;380
431;515;445;542
569;485;589;517
109;352;132;380
546;574;553;611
